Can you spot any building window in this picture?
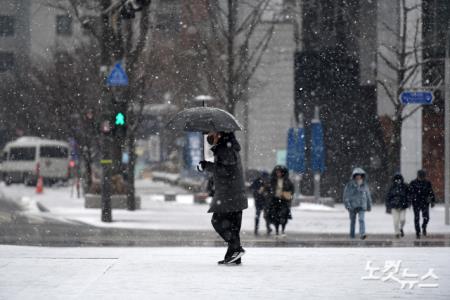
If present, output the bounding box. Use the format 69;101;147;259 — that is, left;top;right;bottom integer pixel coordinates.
56;15;73;36
0;15;15;36
0;52;15;72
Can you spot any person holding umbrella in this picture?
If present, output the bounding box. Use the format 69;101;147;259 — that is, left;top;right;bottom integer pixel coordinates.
167;106;247;265
199;132;248;265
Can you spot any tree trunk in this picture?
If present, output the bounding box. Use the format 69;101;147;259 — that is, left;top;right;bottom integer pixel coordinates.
82;147;93;193
226;0;236;111
387;118;403;179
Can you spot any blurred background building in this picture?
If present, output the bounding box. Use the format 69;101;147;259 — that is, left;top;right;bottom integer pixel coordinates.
1;0;448;200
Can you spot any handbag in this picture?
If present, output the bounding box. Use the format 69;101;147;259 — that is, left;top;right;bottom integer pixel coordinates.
282;191;293;201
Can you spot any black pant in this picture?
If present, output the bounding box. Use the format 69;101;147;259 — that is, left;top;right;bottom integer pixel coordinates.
255;207;270;233
413;205;430;234
211;211;242;257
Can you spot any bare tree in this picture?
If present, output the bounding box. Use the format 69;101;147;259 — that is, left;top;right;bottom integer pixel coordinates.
43;0;152;209
5;44;104;191
377;0;442;177
187;0;275;113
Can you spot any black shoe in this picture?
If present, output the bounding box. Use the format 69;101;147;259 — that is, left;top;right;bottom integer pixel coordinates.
422;228;427;236
400;229;404;237
218;258;241;265
360;234;367;240
224;248;245;264
416;233;421;239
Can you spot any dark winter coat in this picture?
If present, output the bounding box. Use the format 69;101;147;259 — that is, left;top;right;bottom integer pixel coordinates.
251;173;270;210
203;133;248;213
266;166;294;225
409;178;436;207
206;176;215;197
385;174;410;210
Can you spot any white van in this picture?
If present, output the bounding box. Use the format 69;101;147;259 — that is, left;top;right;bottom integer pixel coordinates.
1;137;70;185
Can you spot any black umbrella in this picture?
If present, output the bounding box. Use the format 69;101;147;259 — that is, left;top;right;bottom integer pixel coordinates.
167;107;242;133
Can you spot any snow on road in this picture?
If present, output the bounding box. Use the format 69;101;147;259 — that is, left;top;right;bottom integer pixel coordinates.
1;180;450;234
0;246;448;300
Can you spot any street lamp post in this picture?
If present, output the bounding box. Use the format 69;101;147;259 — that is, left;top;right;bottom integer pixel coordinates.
100;0;113;223
194;95;214;108
194;95;214;162
444;22;450;225
294;113;304;204
312;107;321;203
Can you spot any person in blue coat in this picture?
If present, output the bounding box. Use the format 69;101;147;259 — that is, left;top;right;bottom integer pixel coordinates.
343;168;372;239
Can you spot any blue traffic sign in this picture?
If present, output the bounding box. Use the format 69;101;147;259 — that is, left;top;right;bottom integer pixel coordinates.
311;122;325;173
286;127;305;173
106;63;129;87
400;91;433;105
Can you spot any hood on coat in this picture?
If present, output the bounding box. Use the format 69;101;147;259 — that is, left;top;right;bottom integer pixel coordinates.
220;132;241;152
351;167;366;180
211;132;241;152
392;173;404;184
271;165;289;180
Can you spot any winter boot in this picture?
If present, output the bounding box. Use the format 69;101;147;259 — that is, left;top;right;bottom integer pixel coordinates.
400;229;404;237
422;226;427;237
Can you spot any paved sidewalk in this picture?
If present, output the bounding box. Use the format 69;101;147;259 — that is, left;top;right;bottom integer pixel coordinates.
1;246;449;300
2;181;450;235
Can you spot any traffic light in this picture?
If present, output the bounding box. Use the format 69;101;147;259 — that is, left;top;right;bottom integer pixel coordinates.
112;103;127;139
115;112;126;126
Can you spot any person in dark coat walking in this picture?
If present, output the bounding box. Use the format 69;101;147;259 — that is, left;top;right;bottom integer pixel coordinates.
385;173;410;238
409;170;436;239
266;165;294;236
250;171;271;235
200;132;248;265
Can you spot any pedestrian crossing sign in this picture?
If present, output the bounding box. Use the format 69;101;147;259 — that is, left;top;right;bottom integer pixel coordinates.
106;62;129;87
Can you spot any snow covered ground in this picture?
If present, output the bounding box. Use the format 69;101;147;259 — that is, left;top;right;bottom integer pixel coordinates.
1;180;450;234
0;246;449;299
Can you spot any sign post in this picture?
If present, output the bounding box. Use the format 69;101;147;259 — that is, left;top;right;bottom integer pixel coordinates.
311;106;325;203
445;23;450;225
286;114;305;204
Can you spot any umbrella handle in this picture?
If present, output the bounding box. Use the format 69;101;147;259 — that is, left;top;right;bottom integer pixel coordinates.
197;165;204;172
